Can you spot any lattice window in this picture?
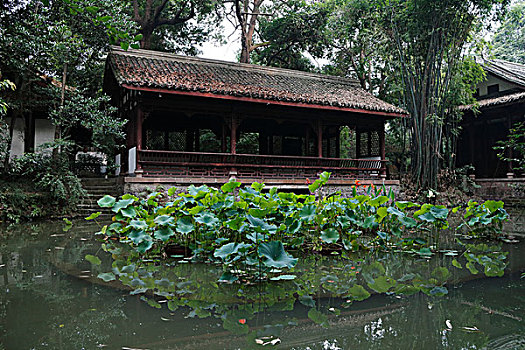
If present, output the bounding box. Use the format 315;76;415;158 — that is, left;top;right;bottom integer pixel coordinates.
283;136;303;156
329;136;337;158
199;129;221;152
168;131;186;151
370;130;380;157
358;132;369;157
273;136;282;155
146;129;166;150
238;132;259;154
306;137;315;156
340;126;356;158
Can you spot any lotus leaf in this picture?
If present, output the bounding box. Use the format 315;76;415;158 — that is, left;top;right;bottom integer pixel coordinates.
258;241;297;269
97;195;116;208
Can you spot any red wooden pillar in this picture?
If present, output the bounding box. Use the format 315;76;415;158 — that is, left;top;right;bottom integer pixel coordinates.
317;119;323;158
305;127;310;156
356;127;361;159
229;116;239;179
135;107;144;176
231;116;238;154
221;123;227;153
379;123;386;178
506;116;514;178
194;129;200;152
336;127;341;158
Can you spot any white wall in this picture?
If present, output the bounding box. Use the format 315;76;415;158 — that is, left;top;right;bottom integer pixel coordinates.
34;119;55;151
478;74;521;96
8;117;25;160
128;147;136;175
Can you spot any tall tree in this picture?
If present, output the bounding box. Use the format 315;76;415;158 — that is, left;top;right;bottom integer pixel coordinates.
324;0;393;97
252;0;329;70
492;0;525;63
0;0;132;168
230;0;267;63
131;0;218;52
384;0;509;189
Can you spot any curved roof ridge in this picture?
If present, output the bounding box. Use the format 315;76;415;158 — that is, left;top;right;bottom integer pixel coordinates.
110;46;359;87
483;58;525;87
107;46;407;116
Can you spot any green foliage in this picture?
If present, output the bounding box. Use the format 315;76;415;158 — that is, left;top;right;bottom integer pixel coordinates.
0;178;71;222
93;173;508;283
49;93;126;162
459;200;509;237
382;0;508;189
452;242;508;277
126;0;219;53
253;0;330;70
492;1;525;63
0;78;15;116
9;142;86;205
323;0;396;97
494;121;525;174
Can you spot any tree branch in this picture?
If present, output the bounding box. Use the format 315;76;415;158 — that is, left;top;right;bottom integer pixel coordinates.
157;2;196;26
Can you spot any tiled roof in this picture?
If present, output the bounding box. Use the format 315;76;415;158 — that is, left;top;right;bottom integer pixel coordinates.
107;47;406;116
458;91;525;111
483;59;525;87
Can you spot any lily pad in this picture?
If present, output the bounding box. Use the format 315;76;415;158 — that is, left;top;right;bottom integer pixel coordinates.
176;217;194;234
258;241;298;269
154;215;175;226
270;274;296;281
112;198;134;213
347;284;371;301
85;254;101;265
85;212;101;221
320;228;340;244
98;272;116;282
214;243;240;260
97;195;116;208
153;227;175;242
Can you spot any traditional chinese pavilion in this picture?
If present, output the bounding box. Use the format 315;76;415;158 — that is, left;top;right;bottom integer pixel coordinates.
103;47;406;188
457;59;525;178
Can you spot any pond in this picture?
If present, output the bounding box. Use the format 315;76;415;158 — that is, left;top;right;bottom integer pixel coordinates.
0;219;524;350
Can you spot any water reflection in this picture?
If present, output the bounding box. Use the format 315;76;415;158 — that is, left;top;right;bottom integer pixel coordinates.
0;220;524;349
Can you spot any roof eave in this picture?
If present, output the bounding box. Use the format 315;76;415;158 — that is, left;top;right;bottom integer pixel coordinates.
121;83;408;118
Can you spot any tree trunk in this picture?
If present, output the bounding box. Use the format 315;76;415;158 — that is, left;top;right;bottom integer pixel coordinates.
3;110;18;169
53;63;67;158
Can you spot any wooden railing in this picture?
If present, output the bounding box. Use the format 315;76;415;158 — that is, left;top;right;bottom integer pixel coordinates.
137;150;386;179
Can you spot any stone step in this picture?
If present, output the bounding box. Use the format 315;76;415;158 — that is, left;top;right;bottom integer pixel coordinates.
75;208;113;215
76;177;123;217
82;185;120;190
80;176;119;182
83;191;121;197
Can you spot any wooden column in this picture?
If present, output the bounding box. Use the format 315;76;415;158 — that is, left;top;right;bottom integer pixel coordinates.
379;123;386;178
221;123;227;153
194;129;200;152
164;131;169;150
367;130;372;157
136;108;143;151
186;129;194;151
230;116;238;154
305;127;310;156
317;119;323;158
336;127;341;158
259;132;267;155
506;115;514;178
356;127;361;159
135;107;144;175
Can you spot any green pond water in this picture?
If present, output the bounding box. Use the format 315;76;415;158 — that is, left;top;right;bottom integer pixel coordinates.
0;218;524;350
